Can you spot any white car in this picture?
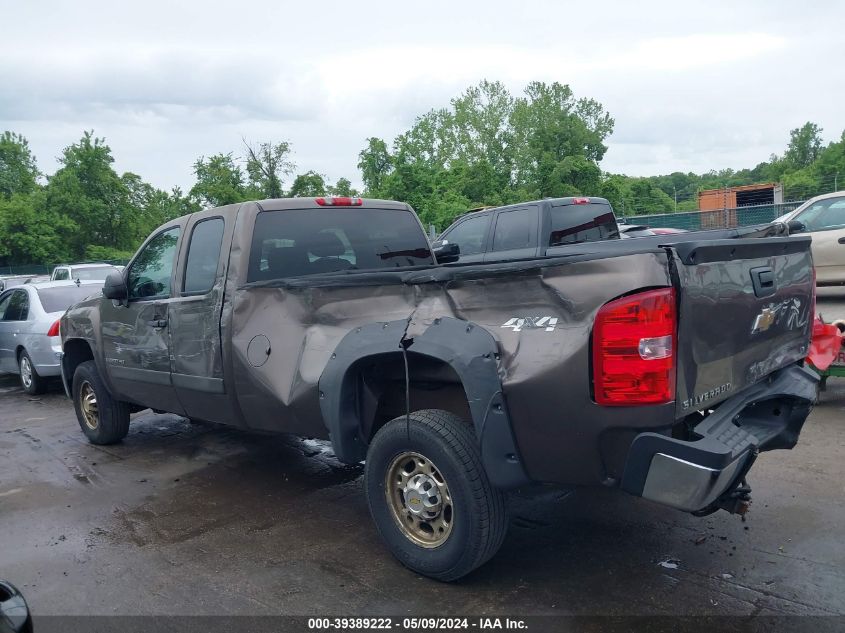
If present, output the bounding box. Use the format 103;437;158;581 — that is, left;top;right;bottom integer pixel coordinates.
51;262;121;282
778;191;845;286
0;280;104;393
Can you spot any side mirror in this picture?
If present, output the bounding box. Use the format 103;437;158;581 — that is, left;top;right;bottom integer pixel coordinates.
0;580;32;633
103;271;128;301
432;240;460;264
787;219;806;234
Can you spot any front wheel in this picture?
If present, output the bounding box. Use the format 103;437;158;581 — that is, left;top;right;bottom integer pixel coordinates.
364;409;508;581
72;360;130;445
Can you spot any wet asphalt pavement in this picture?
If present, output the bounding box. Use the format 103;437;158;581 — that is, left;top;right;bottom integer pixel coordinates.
1;292;844;618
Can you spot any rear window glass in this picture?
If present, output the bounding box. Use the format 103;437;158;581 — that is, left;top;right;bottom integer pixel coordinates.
247;208;434;282
548;203;619;246
37;285;103;313
71;266;118;281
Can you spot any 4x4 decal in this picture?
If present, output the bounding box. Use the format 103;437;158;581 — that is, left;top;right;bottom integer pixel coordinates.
500;317;559;332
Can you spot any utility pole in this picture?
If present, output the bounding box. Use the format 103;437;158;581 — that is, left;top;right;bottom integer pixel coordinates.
673;186;677;213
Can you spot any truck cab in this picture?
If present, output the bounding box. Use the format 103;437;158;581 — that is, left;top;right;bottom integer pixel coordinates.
433;197;620;263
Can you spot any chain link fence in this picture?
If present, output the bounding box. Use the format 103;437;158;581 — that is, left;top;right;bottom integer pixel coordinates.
624;201;807;231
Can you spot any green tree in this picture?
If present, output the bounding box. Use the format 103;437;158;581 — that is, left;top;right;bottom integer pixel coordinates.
289;171;327;197
783;122;824;170
189;153;247;208
357;80;614;229
243;139;295;199
0;131;39;198
329;177;358;197
0;190;72;264
510;81;613;193
358;137;393;195
45;131;137;258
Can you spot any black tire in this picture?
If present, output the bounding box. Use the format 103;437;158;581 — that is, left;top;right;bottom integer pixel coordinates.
72;360;130;445
365;409;508;581
18;350;46;395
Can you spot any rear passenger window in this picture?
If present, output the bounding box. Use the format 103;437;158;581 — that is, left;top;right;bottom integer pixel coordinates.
492;207;537;251
0;292;13;320
183;218;225;294
247;208;434;282
3;290;29;321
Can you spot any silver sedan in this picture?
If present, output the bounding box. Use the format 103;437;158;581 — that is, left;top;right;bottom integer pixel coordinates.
0;281;104;394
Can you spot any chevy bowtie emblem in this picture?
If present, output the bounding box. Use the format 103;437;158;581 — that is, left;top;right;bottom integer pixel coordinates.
751;307;776;334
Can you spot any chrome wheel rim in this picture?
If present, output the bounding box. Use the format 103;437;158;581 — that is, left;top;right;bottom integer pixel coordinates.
385;451;453;548
20;356;32;389
79;381;99;430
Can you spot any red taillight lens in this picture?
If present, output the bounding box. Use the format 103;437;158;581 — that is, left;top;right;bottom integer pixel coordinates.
592;287;677;406
47;319;60;337
314;197;363;206
572;197;590;205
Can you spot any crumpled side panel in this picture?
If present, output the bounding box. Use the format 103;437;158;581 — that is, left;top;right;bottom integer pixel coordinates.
226;250;672;486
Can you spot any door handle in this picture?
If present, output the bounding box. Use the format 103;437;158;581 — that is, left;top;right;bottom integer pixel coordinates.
838;237;845;244
750;266;776;298
146;319;168;328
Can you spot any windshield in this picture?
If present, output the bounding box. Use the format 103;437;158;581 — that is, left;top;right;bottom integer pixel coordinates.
247;208;434;282
795;197;845;232
37;284;103;313
71;266;119;281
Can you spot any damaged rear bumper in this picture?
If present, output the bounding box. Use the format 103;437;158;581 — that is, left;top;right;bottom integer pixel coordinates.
620;364;818;513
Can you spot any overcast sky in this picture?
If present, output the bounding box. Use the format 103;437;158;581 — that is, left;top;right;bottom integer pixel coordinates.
2;0;843;194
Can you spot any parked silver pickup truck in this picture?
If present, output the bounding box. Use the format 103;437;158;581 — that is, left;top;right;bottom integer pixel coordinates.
60;196;818;580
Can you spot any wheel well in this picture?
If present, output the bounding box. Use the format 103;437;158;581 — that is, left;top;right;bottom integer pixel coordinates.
15;345;25;361
63;339;94;381
353;352;473;443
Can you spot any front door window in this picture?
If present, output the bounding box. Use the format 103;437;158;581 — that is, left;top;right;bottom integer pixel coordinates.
127;227;181;300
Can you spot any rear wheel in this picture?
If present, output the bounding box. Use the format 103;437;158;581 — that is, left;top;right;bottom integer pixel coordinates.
365;409;508;581
19;350;46;395
72;360;130;444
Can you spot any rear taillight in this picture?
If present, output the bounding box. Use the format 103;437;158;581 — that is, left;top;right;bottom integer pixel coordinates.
572;197;590;205
47;319;60;337
315;197;363;206
592;287;677;406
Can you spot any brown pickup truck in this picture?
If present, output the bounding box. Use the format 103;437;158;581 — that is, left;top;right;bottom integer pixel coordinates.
60;196;818;580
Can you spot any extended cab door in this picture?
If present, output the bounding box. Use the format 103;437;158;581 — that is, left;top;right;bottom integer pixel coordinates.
484;205;540;262
168;208;235;423
100;223;185;413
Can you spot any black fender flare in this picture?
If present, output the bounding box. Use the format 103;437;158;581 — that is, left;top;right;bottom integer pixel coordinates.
318;317;530;488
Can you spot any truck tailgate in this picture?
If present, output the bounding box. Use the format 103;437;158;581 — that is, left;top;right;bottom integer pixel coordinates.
669;236;814;416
